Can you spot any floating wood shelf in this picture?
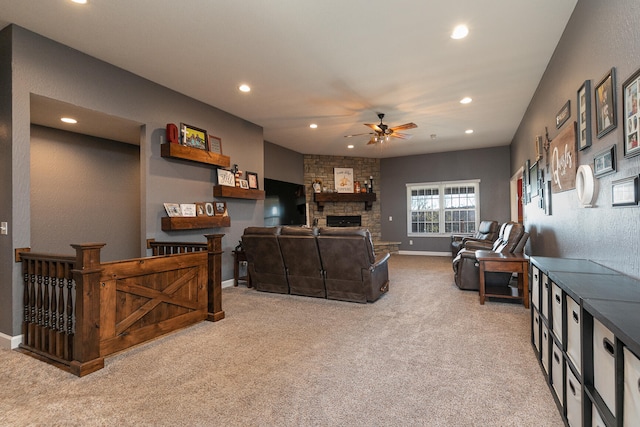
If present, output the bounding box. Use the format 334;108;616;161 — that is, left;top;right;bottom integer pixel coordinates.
213;185;265;200
313;192;376;212
161;143;231;168
161;215;230;231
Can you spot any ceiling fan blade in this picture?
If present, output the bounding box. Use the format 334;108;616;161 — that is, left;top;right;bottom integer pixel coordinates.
390;132;413;140
344;132;373;138
364;123;383;132
366;137;378;145
390;122;417;132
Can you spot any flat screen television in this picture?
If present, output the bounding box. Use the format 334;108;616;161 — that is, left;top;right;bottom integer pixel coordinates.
263;178;307;226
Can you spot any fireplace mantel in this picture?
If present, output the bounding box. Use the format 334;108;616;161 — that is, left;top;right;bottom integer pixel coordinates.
313;192;376;212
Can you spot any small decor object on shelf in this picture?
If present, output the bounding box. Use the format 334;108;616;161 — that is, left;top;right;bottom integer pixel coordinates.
195;202;207;216
239;179;249;189
166;123;179;144
214;201;228;216
354;181;360;193
180;203;197;217
369;176;374;193
217;169;235;187
622;66;640;158
595;68;617;138
247;172;259;189
180;123;208;150
234;169;244;187
164;203;181;217
205;202;215;216
208;135;222;154
312;179;322;193
334;168;354;193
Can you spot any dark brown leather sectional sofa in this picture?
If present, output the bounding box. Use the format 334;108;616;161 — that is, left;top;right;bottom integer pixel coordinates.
241;226;390;303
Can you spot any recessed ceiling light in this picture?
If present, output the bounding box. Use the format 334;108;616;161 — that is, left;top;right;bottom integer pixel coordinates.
465;129;474;134
71;0;87;4
61;117;77;124
347;145;354;149
451;25;469;40
309;124;318;129
460;97;472;104
238;84;251;93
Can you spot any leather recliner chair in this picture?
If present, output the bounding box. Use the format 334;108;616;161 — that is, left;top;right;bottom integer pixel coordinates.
278;226;326;298
316;227;390;303
450;220;499;257
452;222;529;291
242;226;289;294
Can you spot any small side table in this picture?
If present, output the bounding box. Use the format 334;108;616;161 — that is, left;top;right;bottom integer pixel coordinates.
476;250;529;308
232;250;251;288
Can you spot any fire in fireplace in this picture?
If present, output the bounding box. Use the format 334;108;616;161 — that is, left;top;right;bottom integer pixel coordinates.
326;215;362;227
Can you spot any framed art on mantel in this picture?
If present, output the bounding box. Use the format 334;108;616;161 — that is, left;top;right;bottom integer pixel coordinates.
595;68;617;138
622;67;640;158
577;80;592;150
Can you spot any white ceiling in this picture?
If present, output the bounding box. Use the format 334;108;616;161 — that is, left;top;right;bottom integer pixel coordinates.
0;0;578;158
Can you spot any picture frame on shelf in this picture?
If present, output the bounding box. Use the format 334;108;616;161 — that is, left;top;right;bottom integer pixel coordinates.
595;68;617;138
204;202;215;216
556;100;571;129
246;172;259;189
195;202;207;216
214;201;228;216
577;80;592;150
238;179;249;189
180;123;208;150
622;67;640;158
208;135;222;154
217;169;235;187
611;175;638;207
593;145;616;177
164;203;181;217
179;203;197;217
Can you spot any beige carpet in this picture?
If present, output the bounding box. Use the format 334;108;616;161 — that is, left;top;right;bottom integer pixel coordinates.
0;255;563;426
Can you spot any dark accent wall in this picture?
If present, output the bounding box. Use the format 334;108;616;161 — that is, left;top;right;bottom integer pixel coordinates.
511;0;640;278
264;141;304;184
381;146;511;253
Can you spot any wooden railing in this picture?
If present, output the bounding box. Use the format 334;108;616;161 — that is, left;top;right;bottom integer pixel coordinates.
15;234;224;376
147;239;207;255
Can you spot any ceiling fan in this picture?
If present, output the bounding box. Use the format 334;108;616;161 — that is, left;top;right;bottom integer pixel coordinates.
345;113;417;145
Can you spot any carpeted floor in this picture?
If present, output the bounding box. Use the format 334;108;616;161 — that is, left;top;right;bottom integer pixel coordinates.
0;255;563;426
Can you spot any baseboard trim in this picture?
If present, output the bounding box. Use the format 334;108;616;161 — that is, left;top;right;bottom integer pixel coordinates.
397;250;451;257
0;332;22;350
222;278;234;288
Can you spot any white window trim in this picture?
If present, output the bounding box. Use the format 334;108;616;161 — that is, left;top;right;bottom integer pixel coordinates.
406;179;481;237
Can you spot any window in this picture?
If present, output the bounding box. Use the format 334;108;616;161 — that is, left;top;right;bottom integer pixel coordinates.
407;180;480;236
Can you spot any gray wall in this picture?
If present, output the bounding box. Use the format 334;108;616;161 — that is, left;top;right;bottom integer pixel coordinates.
381;146;511;253
30;126;141;261
511;0;640;279
0;26;264;338
264;141;304;184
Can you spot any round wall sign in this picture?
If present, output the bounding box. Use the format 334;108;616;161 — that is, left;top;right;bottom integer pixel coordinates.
576;164;596;207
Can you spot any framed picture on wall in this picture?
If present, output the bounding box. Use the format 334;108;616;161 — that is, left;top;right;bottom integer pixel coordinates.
595;68;617;138
577;80;592;150
622;67;640;158
611;175;639;207
556;100;571;129
593;145;616;177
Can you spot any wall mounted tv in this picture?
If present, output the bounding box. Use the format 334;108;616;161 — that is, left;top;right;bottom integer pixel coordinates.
264;178;307;226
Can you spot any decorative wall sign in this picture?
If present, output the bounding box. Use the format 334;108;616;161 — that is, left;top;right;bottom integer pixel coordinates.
622;67;640;158
577;80;592;150
334;167;354;193
595;68;617;138
208;135;222;154
556;100;571;129
550;122;577;193
217;169;235;187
